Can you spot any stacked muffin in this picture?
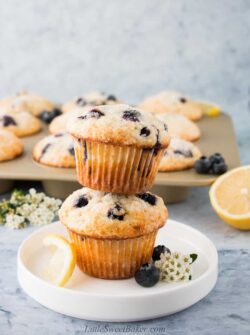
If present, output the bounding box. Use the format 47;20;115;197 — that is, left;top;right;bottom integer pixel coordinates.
59;104;170;279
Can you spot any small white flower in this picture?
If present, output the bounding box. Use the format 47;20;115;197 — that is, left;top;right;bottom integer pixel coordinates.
5;214;26;229
155;251;193;283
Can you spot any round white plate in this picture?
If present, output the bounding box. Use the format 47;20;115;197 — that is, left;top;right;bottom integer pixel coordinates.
17;220;218;322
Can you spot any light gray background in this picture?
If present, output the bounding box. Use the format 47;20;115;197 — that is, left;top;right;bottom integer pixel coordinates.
0;1;250;335
0;0;249;163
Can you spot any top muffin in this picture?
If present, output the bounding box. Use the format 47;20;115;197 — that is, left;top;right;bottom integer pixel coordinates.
62;92;121;113
68;104;170;148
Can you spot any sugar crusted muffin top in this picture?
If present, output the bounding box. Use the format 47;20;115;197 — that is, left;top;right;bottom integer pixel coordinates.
68;104;170;148
0;110;42;137
59;187;168;239
62;92;121;113
0;91;55;116
159;137;201;172
33;132;75;168
157;112;200;141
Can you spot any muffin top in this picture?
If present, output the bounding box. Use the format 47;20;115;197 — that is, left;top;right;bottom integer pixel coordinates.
0;129;24;162
62;92;121;113
138;91;203;121
33;132;75;168
157;112;200;141
159;137;201;172
0;91;55;116
0;110;42;137
68;104;170;148
49;108;84;134
59;187;168;239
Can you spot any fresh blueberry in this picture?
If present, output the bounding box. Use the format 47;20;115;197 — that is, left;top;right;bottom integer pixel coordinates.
194;156;211;174
74;195;89;208
107;94;117;101
134;263;160;287
76;97;87;106
79;108;105;120
140;127;151;137
1;115;17;127
179;97;187;103
107;203;126;221
212;162;228;175
152;245;171;261
137;193;157;206
163;123;168;131
39;108;62;124
122;110;141;122
209;153;225;165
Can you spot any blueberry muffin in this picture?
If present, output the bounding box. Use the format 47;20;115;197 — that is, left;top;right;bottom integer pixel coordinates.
49;108;84;134
59;187;168;279
159;137;201;172
62;92;121;114
68;104;170;194
138;91;203;121
0;91;59;119
0;130;24;162
0;110;42;137
157;113;200;141
33;133;75;168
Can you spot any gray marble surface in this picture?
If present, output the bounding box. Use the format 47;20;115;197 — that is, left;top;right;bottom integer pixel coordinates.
0;0;250;334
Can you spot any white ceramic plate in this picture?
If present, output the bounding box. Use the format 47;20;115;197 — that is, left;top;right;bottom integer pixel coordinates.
17;220;218;322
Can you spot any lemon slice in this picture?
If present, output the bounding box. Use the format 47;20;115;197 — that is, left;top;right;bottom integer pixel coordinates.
198;102;221;116
209;166;250;230
42;234;76;286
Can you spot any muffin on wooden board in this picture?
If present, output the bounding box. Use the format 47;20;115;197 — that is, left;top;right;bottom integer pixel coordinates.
68;104;170;194
59;187;168;279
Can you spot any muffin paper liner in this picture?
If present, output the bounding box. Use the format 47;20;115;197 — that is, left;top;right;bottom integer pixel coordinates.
73;137;164;194
68;229;158;279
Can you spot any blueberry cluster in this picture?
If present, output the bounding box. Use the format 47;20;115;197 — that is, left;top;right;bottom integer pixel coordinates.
195;153;227;175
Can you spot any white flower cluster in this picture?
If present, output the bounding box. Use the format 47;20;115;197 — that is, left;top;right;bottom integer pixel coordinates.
155;251;193;283
3;188;62;229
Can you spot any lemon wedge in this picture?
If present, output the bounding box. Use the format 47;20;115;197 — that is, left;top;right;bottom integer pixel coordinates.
209;166;250;230
198;102;221;116
42;234;76;286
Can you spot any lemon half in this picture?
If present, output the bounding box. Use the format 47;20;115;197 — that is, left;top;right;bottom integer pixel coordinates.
209;166;250;230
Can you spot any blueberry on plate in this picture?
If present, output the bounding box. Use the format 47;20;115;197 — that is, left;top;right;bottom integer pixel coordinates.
152;245;171;261
209;153;225;165
134;263;160;287
212;162;228;175
194;156;211;174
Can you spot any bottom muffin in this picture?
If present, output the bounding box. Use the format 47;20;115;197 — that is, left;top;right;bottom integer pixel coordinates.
59;187;168;279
